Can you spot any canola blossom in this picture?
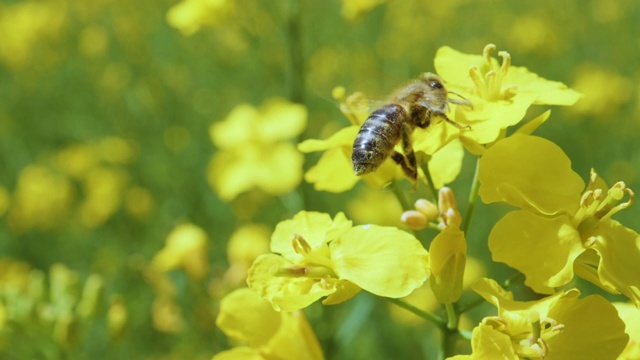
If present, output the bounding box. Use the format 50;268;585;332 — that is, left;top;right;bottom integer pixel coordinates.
480;134;640;305
4;2;638;355
208;99;307;200
449;278;628;360
434;44;581;145
214;288;324;360
247;211;429;311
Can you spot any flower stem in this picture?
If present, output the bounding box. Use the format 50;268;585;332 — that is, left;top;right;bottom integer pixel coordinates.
386;298;444;327
461;158;480;234
440;303;460;358
420;162;439;204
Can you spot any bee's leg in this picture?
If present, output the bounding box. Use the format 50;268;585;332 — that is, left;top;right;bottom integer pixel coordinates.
433;110;471;130
390;122;418;185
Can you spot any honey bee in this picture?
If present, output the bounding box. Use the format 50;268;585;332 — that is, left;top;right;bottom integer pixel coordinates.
351;72;472;183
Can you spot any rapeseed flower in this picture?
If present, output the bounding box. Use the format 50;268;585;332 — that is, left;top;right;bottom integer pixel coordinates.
449;278;628;360
434;44;581;144
166;0;234;36
479;134;640;306
151;223;209;280
247;211;429;311
214;288;324;360
208;99;306;201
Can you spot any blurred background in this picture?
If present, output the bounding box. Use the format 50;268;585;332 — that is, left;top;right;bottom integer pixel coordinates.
0;0;638;358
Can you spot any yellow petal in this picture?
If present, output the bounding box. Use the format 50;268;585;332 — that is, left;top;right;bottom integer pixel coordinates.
270;211;351;262
330;225;429;298
207;147;257;201
303;147;360;192
321;280;361;305
426;138;464;189
216;288;280;347
489;211;584;294
546;295;628;360
479;134;585;215
297;126;359;153
614;302;640;360
246;254;337;311
454;324;519;360
256;142;303;195
151;223;209;279
515;110;551;136
590;220;640;307
264;310;325;360
213;347;263;360
258;99;307;142
210;104;258;149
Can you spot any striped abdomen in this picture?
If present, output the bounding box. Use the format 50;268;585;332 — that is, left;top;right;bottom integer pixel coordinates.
352;104;407;175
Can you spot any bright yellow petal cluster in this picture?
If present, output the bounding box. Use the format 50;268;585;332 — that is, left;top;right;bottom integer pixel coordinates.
449;278;628;360
434;44;581;144
0;0;67;69
247;211;429;311
209;99;307;201
166;0;234;36
214;288;324;360
7;165;73;233
151;223;209;280
480;134;640;306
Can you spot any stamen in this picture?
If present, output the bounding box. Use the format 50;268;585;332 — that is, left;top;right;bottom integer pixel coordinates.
483;43;496;65
580;190;594;207
498;51;511;77
485;71;498;100
292;234;312;255
584;236;598;247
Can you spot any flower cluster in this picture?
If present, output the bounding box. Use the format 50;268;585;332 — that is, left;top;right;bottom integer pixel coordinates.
213;44;640;360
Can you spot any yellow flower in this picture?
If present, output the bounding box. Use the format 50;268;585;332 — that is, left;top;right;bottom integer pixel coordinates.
449;278;628;360
166;0;234;36
208;99;307;201
434;44;581;144
0;1;67;68
78;167;128;228
7;165;73;233
214;288;324;360
223;224;271;287
570;64;633;119
479;134;640;306
247;211;429;311
151;223;209;280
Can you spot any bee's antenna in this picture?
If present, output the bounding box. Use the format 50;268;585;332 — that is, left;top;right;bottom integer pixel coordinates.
447;91;473;109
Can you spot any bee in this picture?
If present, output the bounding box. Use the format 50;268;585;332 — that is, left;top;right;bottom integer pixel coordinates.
351;72;472;183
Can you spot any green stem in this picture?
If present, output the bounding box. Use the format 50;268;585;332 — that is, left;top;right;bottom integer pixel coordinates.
419;162;439;204
440;303;460;358
285;0;307;214
390;180;412;210
445;303;458;329
386;298;444;328
461;157;480;234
